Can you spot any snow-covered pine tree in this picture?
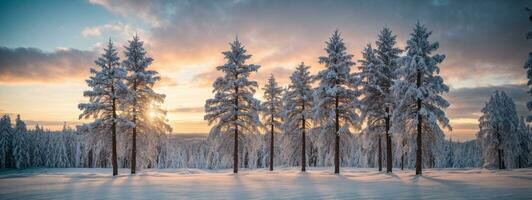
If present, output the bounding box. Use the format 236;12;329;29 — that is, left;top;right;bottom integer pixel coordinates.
281;62;314;171
313;30;362;174
12;115;29;169
516;116;530;168
525;8;532;122
31;124;45;167
445;135;455;168
357;44;384;171
261;75;283;171
79;39;127;176
0;115;12;168
204;38;261;173
392;23;451;175
477;91;520;169
375;27;402;172
123;35;171;174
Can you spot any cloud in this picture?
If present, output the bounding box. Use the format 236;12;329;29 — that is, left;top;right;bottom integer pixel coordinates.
190;68;222;87
82;23;142;38
155;75;178;87
0;46;97;83
88;0;175;27
192;66;293;88
442;84;529;138
90;0;531;90
445;84;529;120
169;106;204;113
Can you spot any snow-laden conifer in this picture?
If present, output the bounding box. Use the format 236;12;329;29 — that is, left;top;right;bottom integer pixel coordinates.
204;38;261;173
313;30;362;174
78;39;127;176
261;75;283;171
280;62;314;171
123;35;171;174
525;8;532;122
0;115;12;168
12;115;29;169
392;23;451;175
477;91;520;169
375;27;402;172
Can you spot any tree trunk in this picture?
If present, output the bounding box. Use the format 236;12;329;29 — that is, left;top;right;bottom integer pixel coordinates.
334;95;340;174
496;126;504;170
415;69;422;175
131;117;136;174
234;85;239;174
301;102;306;172
386;107;392;173
270;121;274;171
131;81;138;175
401;139;405;170
518;156;522;168
401;154;404;170
378;135;382;171
501;149;505;169
111;88;118;176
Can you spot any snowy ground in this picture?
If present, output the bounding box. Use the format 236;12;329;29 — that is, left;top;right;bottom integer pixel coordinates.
0;168;531;200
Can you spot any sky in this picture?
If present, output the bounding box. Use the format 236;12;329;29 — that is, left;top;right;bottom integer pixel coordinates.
0;0;531;141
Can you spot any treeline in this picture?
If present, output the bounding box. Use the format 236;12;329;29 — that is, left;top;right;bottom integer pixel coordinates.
0;114;484;169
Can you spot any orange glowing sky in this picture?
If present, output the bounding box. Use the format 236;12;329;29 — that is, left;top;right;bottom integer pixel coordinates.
0;0;531;141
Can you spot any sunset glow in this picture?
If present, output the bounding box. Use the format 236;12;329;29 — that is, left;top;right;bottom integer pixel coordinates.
0;0;530;141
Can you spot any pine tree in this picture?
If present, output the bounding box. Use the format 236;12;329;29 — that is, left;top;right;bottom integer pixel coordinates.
477;91;520;169
12;115;29;169
204;38;261;173
261;75;283;171
516;116;530;168
392;23;451;175
525;8;532;122
0;115;12;168
123;35;171;174
357;44;384;171
79;39;127;176
446;136;455;168
314;30;362;174
281;62;314;171
375;27;402;173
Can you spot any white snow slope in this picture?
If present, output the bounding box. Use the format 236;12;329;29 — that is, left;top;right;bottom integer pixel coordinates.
0;168;531;200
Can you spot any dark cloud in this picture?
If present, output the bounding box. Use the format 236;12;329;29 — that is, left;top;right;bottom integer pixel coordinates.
0;46;97;83
444;84;529;139
446;84;529;119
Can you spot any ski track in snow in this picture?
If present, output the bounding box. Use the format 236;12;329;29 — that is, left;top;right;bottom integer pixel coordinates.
0;168;531;200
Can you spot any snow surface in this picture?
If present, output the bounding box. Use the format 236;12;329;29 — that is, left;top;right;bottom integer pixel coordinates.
1;168;531;200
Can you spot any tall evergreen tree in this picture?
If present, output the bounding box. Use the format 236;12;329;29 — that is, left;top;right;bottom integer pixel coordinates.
392;23;451;175
123;35;171;174
261;75;283;171
0;115;12;168
281;62;314;171
357;44;384;171
204;38;261;173
477;91;520;169
375;27;402;173
79;39;127;176
12;115;29;169
314;30;362;174
516;116;530;168
525;8;532;122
